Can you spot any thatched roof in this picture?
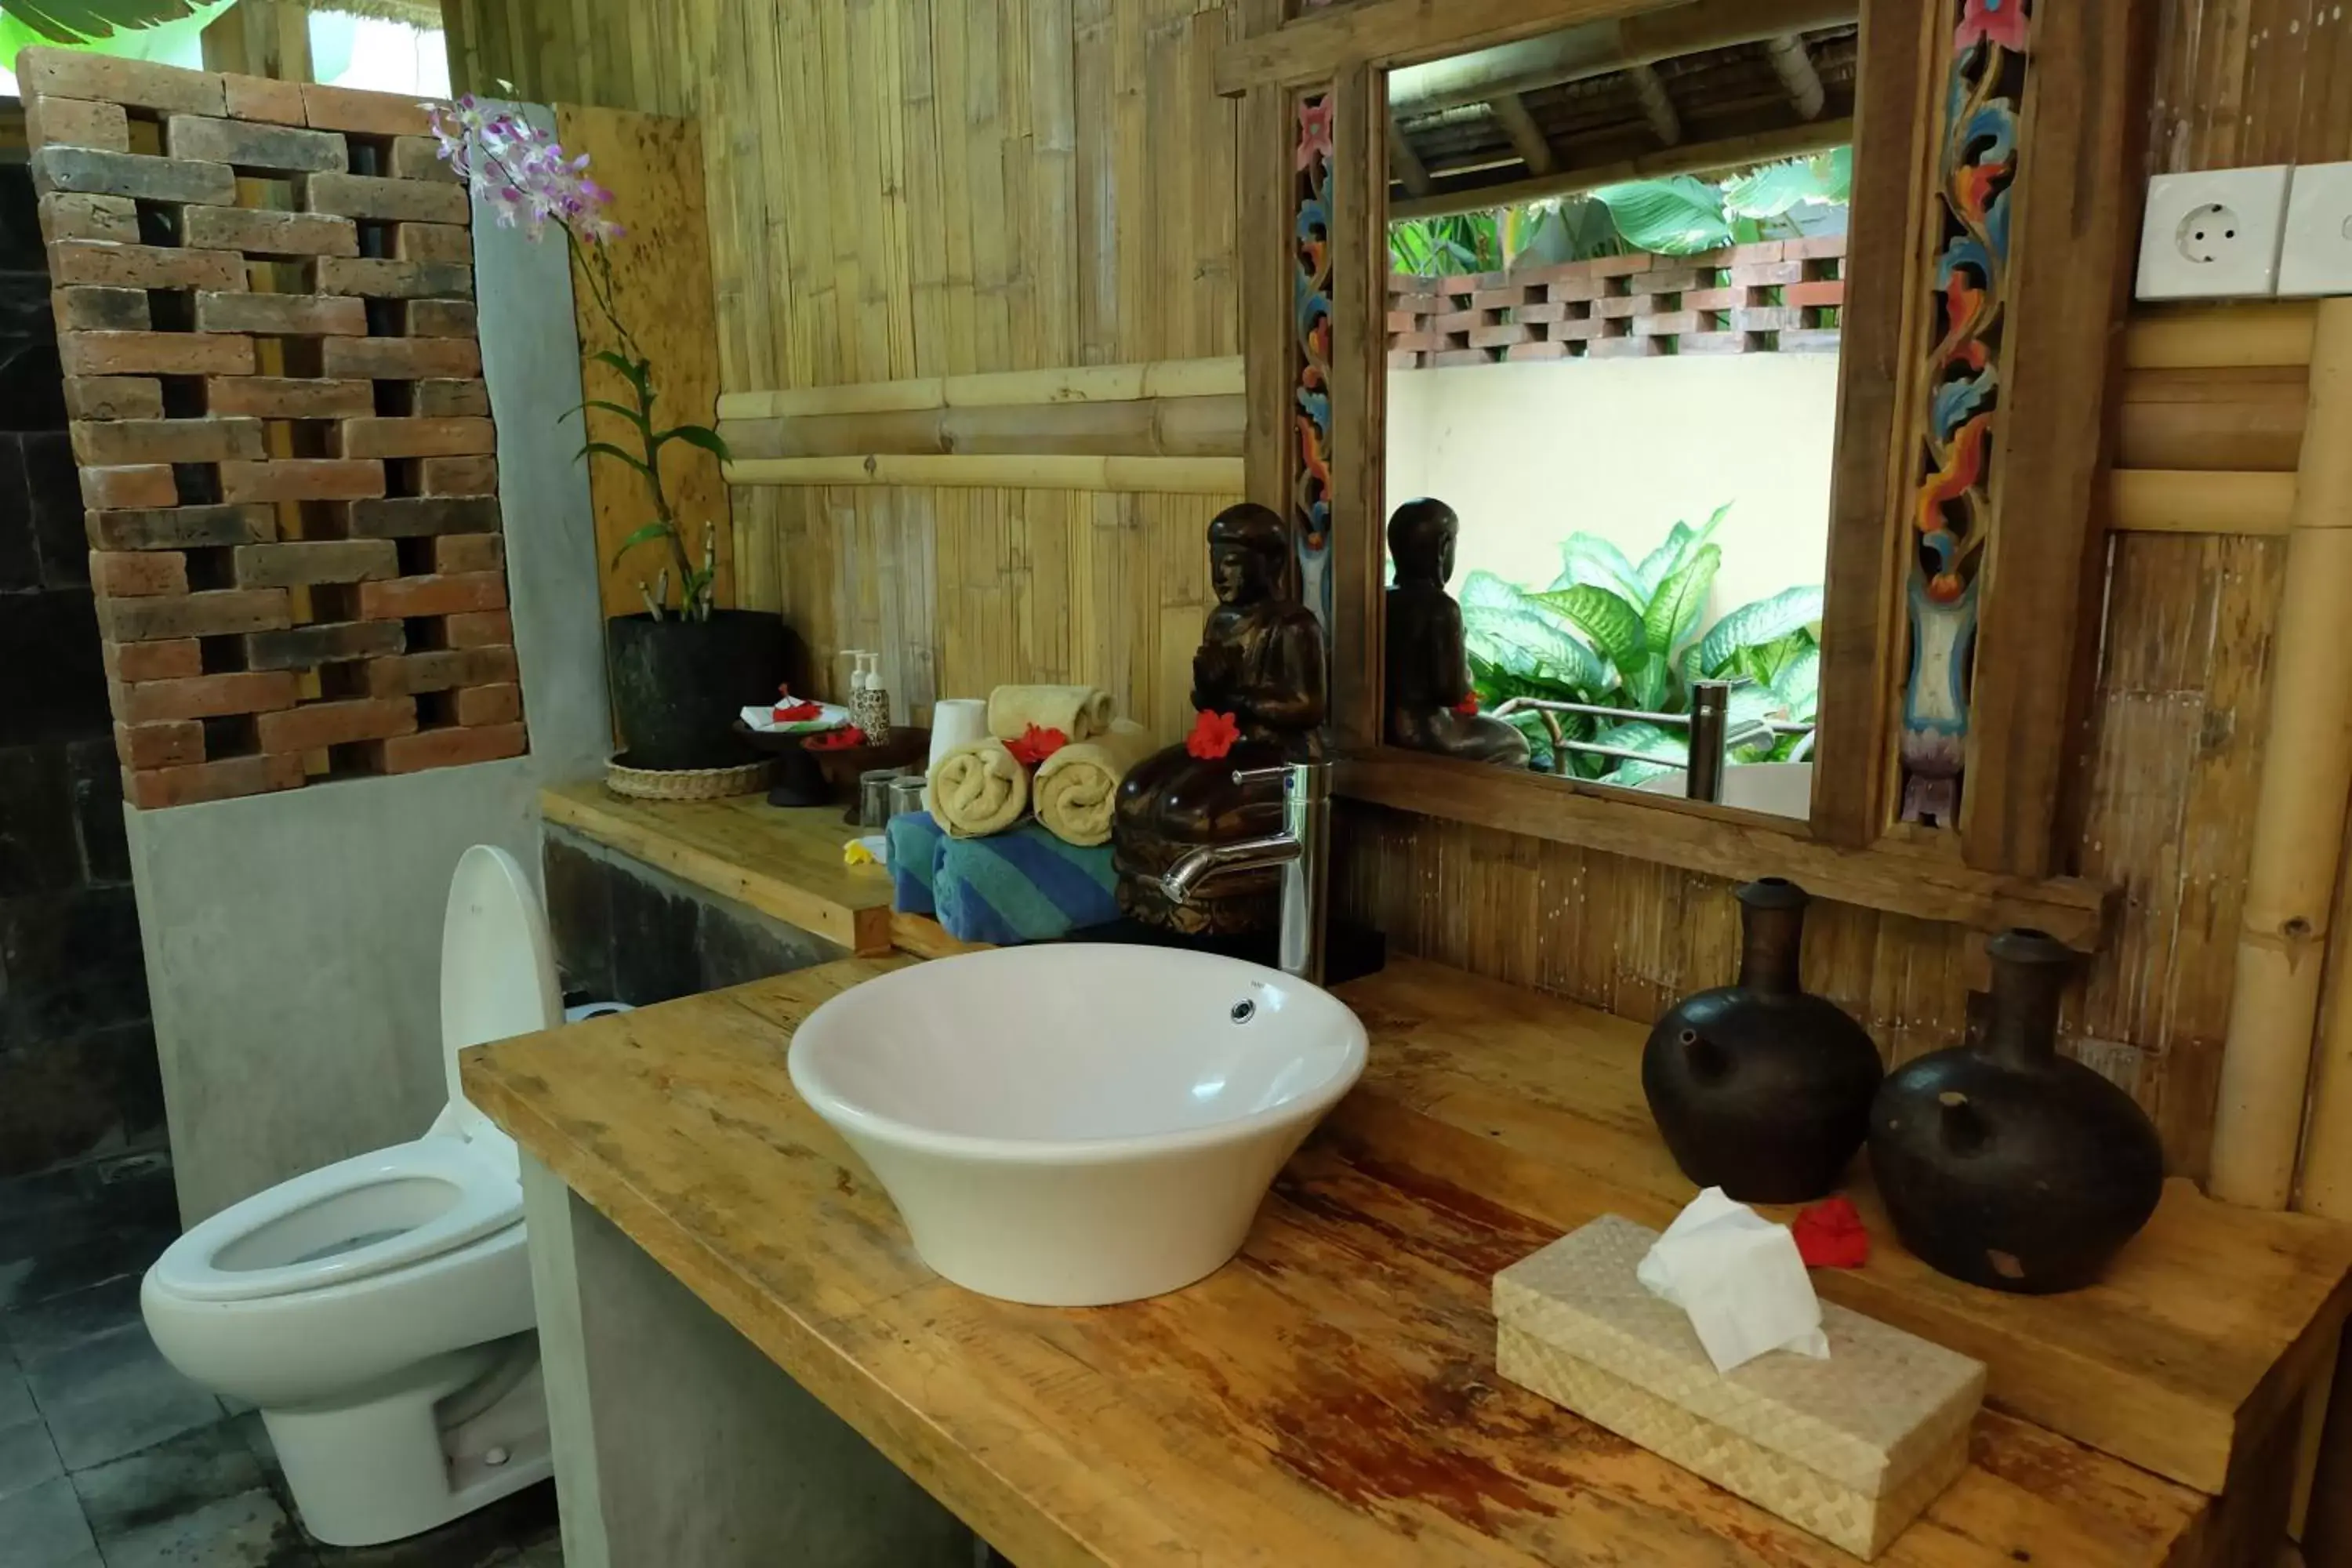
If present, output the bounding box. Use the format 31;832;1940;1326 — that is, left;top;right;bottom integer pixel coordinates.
1389;16;1858;219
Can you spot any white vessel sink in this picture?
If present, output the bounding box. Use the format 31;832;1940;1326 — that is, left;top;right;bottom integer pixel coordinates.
787;945;1369;1306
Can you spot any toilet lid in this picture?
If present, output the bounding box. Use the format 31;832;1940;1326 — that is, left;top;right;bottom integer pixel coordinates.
441;845;562;1167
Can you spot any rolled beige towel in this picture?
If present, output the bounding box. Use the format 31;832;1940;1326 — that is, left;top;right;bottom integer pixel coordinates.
987;684;1112;742
929;737;1029;839
1033;720;1159;847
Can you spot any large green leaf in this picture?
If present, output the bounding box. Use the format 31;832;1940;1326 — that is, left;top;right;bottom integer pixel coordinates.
1624;652;1670;712
1644;543;1719;659
1696;584;1824;677
1769;644;1821;723
1722;149;1853;220
3;0;203;45
1461;571;1610;694
1590;176;1736;256
1589;719;1686;786
1551;533;1649;606
1528;583;1646;678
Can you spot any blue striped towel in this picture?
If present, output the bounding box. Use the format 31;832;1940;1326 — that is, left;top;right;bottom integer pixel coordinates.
887;811;1120;945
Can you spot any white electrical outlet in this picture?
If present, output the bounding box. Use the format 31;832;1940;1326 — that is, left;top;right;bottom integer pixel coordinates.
2280;162;2352;296
2136;165;2292;300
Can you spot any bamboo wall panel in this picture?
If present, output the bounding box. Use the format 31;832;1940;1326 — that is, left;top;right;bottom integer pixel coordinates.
448;0;2321;1177
555;107;732;616
451;0;1240;728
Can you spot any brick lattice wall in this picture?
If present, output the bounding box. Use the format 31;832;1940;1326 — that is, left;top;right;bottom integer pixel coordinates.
1388;234;1847;367
19;49;525;810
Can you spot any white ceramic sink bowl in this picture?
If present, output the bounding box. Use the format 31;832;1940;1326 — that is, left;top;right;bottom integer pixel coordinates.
787;945;1369;1306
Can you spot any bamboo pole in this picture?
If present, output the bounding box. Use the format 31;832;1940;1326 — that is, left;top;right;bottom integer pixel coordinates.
2115;370;2307;474
2208;297;2352;1210
720;453;1245;494
720;395;1247;462
2124;301;2318;371
714;356;1244;422
2108;470;2296;535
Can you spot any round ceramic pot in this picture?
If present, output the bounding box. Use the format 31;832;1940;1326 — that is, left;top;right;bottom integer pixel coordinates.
1869;929;2164;1294
606;608;787;771
1641;877;1884;1203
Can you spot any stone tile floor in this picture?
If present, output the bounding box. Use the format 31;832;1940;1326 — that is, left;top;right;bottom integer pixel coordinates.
1;1152;562;1568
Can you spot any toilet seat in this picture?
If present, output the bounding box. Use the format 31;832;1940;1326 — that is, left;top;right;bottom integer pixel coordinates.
149;1137;521;1304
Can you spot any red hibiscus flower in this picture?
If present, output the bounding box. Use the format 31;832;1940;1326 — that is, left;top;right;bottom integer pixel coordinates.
772;700;822;724
804;726;866;753
1186;710;1241;760
1792;1196;1870;1269
1452;695;1481;717
1004;724;1069;767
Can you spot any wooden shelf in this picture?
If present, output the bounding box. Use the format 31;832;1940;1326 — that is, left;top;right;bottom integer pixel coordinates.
466;955;2352;1564
539;782;903;956
1339;750;2115;949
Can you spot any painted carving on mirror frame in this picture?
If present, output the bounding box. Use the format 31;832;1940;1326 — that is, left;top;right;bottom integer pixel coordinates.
1900;0;2027;828
1294;92;1334;635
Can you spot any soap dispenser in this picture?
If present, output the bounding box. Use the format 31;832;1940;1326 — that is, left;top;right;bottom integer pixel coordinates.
847;650;892;744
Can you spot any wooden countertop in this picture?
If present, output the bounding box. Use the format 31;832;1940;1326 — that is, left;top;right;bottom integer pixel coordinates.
539;782;989;959
467;955;2352;1565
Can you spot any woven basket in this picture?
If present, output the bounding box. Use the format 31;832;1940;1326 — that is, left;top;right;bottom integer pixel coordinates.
605;756;773;801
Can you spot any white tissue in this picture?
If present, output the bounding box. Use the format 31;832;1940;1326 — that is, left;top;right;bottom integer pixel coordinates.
1635;1187;1831;1374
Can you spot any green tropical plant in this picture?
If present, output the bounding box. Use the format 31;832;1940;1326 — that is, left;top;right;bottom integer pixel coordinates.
0;0;234;67
1460;504;1822;783
1388;149;1851;276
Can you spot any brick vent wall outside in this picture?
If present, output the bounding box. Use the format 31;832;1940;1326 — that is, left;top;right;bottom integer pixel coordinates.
18;48;528;811
0;132;165;1178
1388;234;1847;367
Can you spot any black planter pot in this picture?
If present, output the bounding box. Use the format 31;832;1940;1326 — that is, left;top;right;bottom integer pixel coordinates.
1641;877;1884;1203
1869;929;2164;1294
607;609;788;771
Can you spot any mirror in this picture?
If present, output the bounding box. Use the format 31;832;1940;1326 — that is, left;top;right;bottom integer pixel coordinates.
1377;10;1856;822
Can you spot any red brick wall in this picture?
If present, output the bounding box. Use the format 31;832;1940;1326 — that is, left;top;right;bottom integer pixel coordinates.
20;48;526;810
1388;235;1847;367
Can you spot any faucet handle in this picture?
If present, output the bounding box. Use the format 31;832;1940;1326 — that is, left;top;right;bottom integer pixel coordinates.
1229;764;1294;788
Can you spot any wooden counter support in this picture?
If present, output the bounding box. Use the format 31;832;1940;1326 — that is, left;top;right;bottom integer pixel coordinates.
468;956;2352;1566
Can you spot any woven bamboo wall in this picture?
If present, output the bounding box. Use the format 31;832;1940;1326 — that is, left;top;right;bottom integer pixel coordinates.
446;0;2343;1178
446;0;1241;743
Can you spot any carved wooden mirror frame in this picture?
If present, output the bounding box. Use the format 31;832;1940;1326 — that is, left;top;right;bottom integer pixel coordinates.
1216;0;2149;946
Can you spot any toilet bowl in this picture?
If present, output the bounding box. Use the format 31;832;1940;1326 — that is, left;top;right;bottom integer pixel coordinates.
143;845;567;1548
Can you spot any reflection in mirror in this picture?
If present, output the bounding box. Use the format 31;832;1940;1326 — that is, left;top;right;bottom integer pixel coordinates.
1380;8;1855;822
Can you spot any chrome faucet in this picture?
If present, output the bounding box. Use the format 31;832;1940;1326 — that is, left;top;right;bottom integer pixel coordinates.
1156;760;1332;984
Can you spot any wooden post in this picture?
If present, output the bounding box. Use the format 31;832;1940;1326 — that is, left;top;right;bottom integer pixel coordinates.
2209;297;2352;1210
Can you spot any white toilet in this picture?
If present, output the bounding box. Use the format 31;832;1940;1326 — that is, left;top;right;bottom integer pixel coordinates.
142;845;568;1548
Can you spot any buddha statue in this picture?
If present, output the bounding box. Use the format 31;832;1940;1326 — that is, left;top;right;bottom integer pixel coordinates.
1385;497;1531;768
1114;501;1327;934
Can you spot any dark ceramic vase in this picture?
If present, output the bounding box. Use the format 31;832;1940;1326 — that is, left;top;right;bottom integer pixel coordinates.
607;609;787;771
1869;929;2164;1294
1641;878;1883;1203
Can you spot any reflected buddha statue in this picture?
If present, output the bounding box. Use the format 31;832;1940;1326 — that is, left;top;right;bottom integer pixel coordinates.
1385;497;1531;768
1113;501;1327;935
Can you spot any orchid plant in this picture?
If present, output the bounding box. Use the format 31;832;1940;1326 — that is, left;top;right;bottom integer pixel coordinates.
426;95;730;622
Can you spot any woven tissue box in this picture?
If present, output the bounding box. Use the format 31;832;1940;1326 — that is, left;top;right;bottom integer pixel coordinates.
1494;1214;1985;1559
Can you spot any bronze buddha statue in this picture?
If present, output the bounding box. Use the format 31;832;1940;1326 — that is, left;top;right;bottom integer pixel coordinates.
1385;497;1530;768
1114;502;1327;934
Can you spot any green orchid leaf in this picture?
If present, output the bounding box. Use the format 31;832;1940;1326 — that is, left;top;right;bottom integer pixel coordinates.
1644;542;1720;658
655;423;734;462
578;439;655;478
1528;582;1646;680
1696;584;1824;677
579;397;652;430
607;521;674;572
588;348;653;395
